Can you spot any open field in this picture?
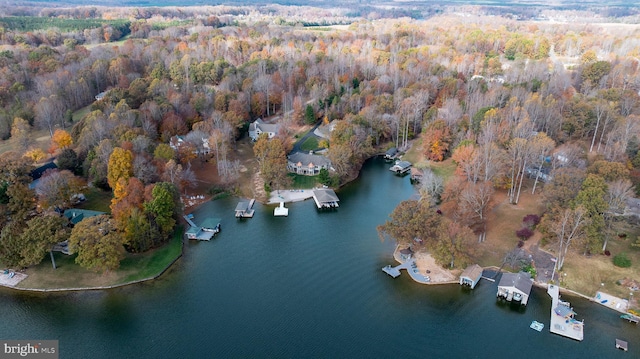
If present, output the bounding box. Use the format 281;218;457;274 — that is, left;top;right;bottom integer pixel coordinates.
0;128;52;155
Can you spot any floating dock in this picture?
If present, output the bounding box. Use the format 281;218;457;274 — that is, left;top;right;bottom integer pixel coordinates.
547;284;584;341
274;202;289;216
235;199;256;218
381;260;431;283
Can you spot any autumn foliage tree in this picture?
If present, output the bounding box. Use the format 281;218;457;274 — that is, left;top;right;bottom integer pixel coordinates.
68;214;125;273
52;129;73;150
107;147;133;189
422;119;451;161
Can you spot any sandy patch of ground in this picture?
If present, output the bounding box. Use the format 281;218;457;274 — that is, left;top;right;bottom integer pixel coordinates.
0;270;28;287
412;251;459;283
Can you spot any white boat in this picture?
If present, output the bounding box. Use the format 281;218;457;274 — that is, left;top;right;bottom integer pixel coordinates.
530;320;544;332
274;202;289;217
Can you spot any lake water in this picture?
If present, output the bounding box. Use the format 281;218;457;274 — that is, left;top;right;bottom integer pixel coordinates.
0;157;638;358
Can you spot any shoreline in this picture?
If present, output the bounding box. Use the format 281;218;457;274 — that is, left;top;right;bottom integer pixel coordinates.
392;247;631;317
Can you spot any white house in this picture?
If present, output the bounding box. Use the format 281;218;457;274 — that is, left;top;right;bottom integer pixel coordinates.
248;118;279;141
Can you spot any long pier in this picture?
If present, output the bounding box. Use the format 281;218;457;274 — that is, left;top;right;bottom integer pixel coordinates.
547;284;584;341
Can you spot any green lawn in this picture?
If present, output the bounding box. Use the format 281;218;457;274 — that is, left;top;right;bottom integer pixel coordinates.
117;231;183;284
15;230;184;290
288;173;319;189
77;187;112;213
72;104;92;122
429;159;457;183
300;136;319;152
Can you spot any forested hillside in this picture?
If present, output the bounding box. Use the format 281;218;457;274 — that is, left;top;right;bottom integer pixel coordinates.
1;4;639;279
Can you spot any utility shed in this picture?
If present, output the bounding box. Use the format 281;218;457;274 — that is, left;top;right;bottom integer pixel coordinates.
497;272;534;305
460;264;483;289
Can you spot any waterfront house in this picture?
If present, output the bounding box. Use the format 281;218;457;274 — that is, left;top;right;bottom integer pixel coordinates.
460;264;483;289
63;209;106;226
287;151;332;176
497;272;533;305
389;160;412;174
248;118;279;141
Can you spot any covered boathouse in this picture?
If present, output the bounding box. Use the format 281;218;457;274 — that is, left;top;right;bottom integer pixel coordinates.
497;271;533;305
184;215;221;241
460;264;483;289
235;199;256;218
389;160;412;174
312;188;339;209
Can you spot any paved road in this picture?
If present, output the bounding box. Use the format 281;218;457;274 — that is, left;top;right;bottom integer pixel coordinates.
291;121;323;153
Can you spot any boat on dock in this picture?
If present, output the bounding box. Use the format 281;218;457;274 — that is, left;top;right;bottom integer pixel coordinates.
620;313;639;324
547;285;584;341
530;320;544;332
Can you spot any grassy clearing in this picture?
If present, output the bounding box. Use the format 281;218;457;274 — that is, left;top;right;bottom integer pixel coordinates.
77;187;112;213
16;230;183;290
288;173;319;189
0;128;52;155
400;138;422;164
117;232;183;284
560;223;640;301
428;159;457;183
72;104;92;122
476;184;546;267
300;136;319;152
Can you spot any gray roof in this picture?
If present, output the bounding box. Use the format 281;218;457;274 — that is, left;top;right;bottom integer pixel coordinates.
498;272;533;294
250;118;279;135
312;188;339;203
385;147;398;156
554;305;575;318
235;201;249;212
288;152;331;168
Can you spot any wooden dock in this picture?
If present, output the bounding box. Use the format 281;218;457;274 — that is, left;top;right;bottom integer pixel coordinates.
235;199;256;218
547;284;584;341
381;260;431;283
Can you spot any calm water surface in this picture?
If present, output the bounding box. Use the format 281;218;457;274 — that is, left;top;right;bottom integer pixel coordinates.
1;157;638;358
